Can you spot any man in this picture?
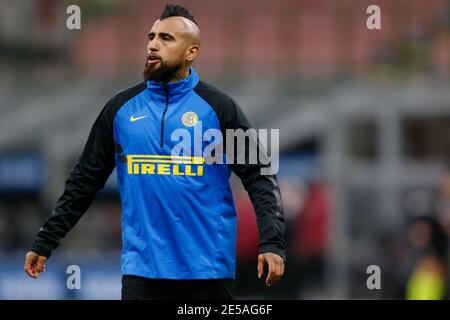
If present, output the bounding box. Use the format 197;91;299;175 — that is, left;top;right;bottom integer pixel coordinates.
25;4;286;300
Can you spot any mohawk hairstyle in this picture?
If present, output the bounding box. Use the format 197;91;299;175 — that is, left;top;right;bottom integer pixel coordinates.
160;4;197;25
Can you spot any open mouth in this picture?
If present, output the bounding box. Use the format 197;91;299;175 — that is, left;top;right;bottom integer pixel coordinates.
147;54;161;66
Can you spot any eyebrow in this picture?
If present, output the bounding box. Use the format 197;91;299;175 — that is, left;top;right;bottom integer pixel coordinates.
148;31;175;40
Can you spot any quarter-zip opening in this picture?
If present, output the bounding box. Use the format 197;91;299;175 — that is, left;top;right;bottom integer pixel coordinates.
160;85;169;148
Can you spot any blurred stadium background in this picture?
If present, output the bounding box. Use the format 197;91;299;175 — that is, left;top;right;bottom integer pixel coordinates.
1;0;450;299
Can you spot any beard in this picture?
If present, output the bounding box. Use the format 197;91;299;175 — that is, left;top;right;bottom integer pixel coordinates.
143;57;183;83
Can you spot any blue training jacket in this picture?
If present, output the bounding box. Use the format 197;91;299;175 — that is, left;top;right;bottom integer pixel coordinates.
30;68;286;280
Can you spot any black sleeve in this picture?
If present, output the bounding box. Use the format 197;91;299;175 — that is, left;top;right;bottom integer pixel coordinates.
227;99;287;262
30;82;146;258
30;103;116;258
194;81;287;261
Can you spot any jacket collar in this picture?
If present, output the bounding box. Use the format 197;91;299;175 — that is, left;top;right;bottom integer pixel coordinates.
146;67;199;103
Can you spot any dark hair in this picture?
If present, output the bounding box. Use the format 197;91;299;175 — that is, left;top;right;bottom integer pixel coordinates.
160;4;197;25
409;216;448;260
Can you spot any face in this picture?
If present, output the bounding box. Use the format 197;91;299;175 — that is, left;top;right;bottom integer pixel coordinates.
143;17;198;83
408;221;432;249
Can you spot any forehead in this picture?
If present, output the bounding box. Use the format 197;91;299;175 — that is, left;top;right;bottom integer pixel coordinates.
150;17;187;36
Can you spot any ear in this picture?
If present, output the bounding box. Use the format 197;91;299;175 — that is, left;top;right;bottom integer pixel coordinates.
185;44;200;63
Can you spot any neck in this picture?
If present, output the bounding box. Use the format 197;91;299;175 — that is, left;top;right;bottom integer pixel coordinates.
169;66;190;83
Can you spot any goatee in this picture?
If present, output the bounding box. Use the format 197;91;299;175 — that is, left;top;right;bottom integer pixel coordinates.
143;59;183;83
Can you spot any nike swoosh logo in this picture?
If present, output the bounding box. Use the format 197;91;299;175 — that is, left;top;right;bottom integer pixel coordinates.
130;115;148;122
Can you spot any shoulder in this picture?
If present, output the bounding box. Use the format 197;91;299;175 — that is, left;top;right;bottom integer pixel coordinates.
94;81;147;126
88;81;146;131
92;81;146;128
194;81;237;111
194;80;240;123
194;80;252;130
194;80;232;101
105;81;147;114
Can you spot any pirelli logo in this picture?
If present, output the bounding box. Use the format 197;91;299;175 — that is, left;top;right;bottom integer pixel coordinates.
127;155;204;176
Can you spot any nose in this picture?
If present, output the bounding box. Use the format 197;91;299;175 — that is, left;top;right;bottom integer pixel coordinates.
147;38;159;53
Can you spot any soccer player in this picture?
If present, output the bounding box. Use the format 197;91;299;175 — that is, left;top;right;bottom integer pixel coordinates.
24;4;286;300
